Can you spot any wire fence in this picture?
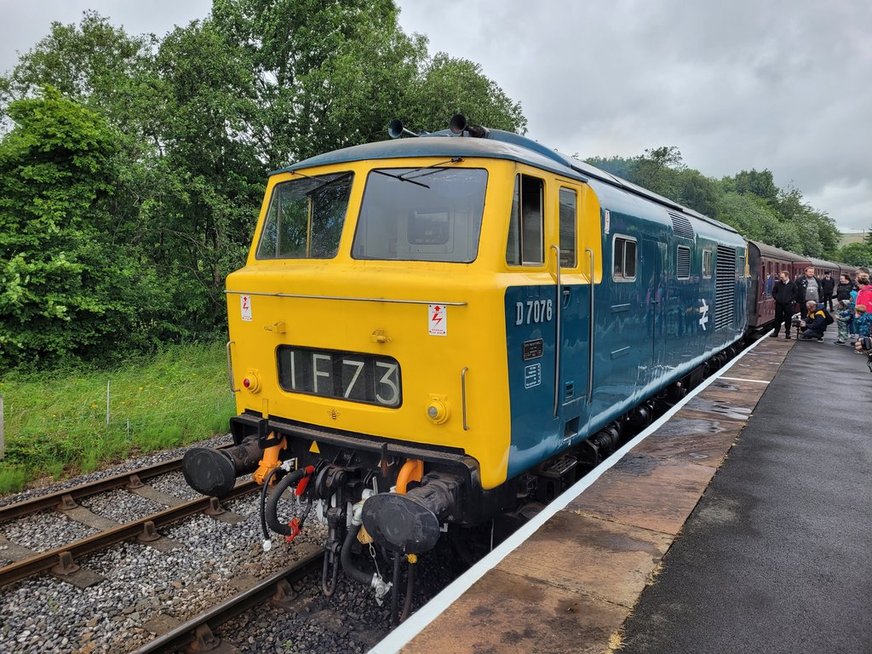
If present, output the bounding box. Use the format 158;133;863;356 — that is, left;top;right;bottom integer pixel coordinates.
0;381;235;472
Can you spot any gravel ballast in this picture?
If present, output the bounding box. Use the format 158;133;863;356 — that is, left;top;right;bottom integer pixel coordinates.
0;437;480;653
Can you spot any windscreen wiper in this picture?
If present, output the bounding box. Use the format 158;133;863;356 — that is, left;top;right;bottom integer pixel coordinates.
372;158;465;189
400;158;464;182
372;169;430;189
289;170;354;196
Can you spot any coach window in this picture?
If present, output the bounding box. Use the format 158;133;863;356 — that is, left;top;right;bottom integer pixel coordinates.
702;249;713;278
676;245;691;280
612;235;637;282
506;174;544;266
558;187;577;267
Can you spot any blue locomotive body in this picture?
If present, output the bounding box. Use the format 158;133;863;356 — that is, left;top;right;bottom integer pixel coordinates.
504;169;747;478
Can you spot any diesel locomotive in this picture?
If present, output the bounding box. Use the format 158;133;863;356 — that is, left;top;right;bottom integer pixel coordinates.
183;115;754;610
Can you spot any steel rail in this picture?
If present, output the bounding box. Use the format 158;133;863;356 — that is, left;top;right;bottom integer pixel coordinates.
0;443;232;524
0;480;256;588
132;549;324;654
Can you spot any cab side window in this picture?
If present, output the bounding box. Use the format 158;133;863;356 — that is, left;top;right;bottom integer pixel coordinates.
613;235;637;281
702;249;713;278
506;174;544;265
558;187;577;267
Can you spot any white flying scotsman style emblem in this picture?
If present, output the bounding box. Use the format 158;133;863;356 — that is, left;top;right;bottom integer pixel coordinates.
699;298;710;331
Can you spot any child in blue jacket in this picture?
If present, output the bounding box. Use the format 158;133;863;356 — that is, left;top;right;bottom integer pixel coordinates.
854;304;872;339
835;300;853;344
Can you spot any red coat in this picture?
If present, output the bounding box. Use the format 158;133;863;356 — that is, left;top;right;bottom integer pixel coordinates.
857;286;872;313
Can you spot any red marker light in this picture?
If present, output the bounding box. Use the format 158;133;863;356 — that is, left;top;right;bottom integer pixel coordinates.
242;370;260;392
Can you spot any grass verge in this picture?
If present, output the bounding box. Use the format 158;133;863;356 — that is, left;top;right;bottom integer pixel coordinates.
0;341;236;495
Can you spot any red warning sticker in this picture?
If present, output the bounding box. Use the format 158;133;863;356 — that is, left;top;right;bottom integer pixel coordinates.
428;304;447;336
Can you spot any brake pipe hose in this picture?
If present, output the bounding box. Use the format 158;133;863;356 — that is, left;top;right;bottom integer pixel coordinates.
263;465;315;538
259;466;281;546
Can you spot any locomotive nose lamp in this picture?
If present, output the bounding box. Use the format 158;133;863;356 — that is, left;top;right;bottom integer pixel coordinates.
242;370;261;393
426;396;449;424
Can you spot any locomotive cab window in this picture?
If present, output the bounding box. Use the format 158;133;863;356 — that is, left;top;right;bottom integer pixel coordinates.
352;167;487;262
558;187;577;268
702;249;713;278
256;172;353;259
506;174;545;265
612;235;637;282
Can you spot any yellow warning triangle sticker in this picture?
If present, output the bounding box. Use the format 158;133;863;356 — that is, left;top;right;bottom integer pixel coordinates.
309;441;320;454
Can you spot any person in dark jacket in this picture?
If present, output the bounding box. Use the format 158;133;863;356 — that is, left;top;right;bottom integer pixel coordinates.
820;271;835;310
799;300;828;340
771;270;796;339
795;266;822;312
836;273;853;302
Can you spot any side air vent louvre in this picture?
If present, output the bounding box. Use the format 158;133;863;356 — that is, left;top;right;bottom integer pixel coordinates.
669;211;695;240
714;245;736;330
676;246;691;280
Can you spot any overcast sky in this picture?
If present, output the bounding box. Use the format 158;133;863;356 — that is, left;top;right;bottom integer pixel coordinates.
1;0;870;232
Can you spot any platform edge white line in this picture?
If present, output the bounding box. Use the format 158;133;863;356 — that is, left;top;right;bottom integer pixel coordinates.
369;332;773;653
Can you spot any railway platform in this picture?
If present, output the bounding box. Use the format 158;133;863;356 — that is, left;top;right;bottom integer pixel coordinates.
371;331;872;653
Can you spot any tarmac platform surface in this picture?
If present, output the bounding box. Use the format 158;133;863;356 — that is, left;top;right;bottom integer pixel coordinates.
373;332;872;654
619;336;872;653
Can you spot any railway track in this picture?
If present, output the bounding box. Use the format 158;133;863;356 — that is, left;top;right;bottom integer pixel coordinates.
0;446;257;589
0;339;757;653
131;548;324;653
0;449;221;521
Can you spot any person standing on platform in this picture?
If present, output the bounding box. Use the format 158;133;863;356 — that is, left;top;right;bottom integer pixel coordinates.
771;271;796;339
836;273;853;303
799;300;828;341
835;300;852;345
853;304;872;340
820;271;835;311
795;266;821;313
856;273;872;317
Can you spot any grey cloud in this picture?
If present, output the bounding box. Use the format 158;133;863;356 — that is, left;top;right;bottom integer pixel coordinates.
2;1;869;230
398;0;872;230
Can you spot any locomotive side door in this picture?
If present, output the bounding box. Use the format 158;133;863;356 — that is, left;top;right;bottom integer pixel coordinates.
646;240;666;375
554;184;591;441
503;174;593;478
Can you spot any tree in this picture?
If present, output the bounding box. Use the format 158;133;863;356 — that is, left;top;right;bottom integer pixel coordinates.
147;20;264;331
714;192;801;252
588;147;721;218
403;53;526;134
0;11;158;144
722;169;779;206
836;242;872;267
0;88;172;367
211;0;526;165
588;149;842;258
0;4;529;367
775;186;840;258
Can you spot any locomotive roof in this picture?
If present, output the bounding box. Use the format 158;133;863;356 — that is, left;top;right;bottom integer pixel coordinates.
276;134;588;182
276;129;740;236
